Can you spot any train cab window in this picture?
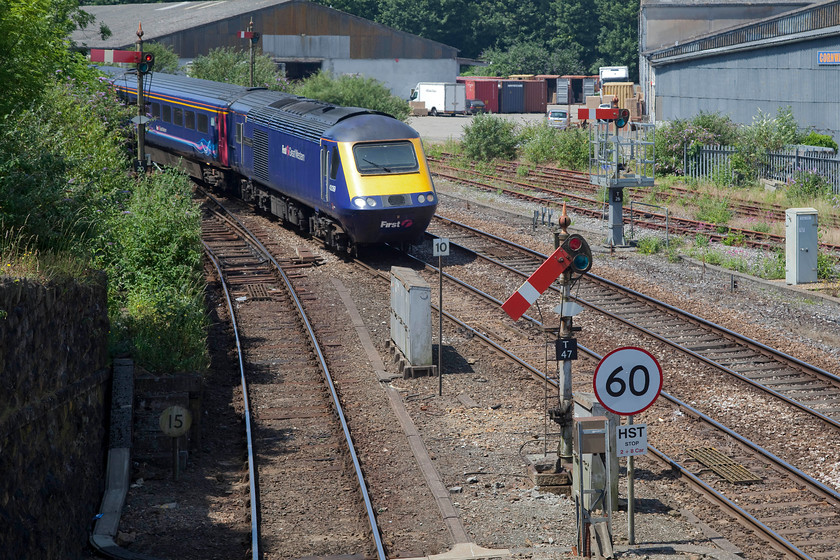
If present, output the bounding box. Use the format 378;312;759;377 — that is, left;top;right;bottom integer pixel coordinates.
162;105;172;123
353;141;418;175
173;107;183;127
330;146;340;180
236;123;243;144
197;113;209;134
151;102;160;119
185;110;195;130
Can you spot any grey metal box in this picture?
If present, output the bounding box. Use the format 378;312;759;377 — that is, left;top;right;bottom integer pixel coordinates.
573;393;619;511
390;267;432;366
785;208;818;285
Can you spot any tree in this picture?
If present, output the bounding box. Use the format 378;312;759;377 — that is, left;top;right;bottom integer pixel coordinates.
467;42;584;76
141;42;180;74
295;71;411;121
0;0;99;115
188;47;291;91
377;0;477;57
594;0;639;78
548;0;599;70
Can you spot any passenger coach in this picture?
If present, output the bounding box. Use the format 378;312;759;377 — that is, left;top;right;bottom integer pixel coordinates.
101;68;438;252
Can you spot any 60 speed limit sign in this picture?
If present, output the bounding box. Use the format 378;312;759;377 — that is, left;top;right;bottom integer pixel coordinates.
593;347;662;416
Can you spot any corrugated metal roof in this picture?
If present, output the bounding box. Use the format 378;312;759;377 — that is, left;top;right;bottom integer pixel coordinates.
648;0;840;64
71;0;456;57
73;0;292;48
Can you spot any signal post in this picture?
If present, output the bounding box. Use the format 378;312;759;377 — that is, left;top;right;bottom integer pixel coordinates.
502;204;592;475
577;106;656;247
89;24;155;173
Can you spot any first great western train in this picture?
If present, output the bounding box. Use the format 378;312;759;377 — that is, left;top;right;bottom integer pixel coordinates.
101;67;437;252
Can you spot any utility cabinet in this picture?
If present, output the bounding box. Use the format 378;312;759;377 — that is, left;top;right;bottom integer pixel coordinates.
785;208;818;285
573;393;619;511
390;266;432;366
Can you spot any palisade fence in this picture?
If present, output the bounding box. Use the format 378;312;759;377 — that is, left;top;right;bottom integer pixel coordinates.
683;144;840;194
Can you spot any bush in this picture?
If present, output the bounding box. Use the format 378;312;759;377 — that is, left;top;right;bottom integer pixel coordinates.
787;168;833;201
636;236;665;254
520;123;559;165
654;119;718;175
295;71;411;121
462;114;518;161
817;252;838;280
1;38;209;376
105;169;208;373
694;196;732;225
801;131;838;151
188;46;291;91
0;77;131;257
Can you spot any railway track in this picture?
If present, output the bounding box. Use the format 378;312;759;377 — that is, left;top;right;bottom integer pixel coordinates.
428;154;840;254
426;215;840;426
193;182;840;557
351;215;840;557
200;193;385;560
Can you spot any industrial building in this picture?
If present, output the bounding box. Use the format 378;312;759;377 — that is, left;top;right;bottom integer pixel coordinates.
71;0;460;99
640;0;840;138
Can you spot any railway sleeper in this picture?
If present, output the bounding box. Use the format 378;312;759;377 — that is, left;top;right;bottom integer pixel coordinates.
147;146;355;255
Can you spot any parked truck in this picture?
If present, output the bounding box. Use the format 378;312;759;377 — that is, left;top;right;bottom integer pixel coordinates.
409;82;467;116
598;66;629;86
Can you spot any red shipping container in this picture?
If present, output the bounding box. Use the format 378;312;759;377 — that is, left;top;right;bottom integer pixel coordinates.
458;77;500;114
523;79;547;114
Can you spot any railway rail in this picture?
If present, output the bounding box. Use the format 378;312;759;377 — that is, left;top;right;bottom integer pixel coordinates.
424;215;840;428
427;154;840;255
200;192;385;559
352;222;840;558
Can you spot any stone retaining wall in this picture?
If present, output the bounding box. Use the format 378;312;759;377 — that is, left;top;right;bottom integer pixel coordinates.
0;276;110;559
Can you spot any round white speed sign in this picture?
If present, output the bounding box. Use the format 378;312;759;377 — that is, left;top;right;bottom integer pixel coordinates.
593;347;662;416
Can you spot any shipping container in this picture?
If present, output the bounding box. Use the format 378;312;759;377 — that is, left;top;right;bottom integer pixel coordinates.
523;79;547;113
499;80;525;113
536;75;561;104
558;75;599;105
458;77;500;113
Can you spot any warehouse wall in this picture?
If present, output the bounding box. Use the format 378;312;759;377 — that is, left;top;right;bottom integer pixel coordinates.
327;58;459;99
654;35;840;137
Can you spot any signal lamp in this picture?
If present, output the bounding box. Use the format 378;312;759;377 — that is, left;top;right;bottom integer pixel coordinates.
561;233;592;275
616;108;630;128
138;52;155;74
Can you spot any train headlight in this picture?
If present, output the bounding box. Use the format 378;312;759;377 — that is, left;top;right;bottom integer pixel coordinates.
418;194;426;203
426;193;435;204
366;197;378;207
353;198;367;208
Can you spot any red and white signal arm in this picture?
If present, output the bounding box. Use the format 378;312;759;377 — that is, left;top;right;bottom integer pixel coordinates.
593;347;662;416
501;234;592;321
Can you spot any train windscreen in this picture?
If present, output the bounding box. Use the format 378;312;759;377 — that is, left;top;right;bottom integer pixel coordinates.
353;141;419;175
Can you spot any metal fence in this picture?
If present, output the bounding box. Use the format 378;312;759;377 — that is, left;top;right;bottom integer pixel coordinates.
683;144;840;194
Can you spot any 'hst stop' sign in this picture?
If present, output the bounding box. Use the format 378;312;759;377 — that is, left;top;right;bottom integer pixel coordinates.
593;347;662;416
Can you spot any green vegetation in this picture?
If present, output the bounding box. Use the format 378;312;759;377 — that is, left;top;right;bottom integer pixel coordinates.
136;42;180;74
188;46;293;91
462;114;518;161
636;236;665;255
294;71;411;121
1;0;209;374
460;116;589;170
518;123;590;169
1;78;209;373
321;0;638;78
801;131;838;151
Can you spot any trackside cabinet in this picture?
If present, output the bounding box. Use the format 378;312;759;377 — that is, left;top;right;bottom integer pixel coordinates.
390;266;432;366
785;208;818;284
